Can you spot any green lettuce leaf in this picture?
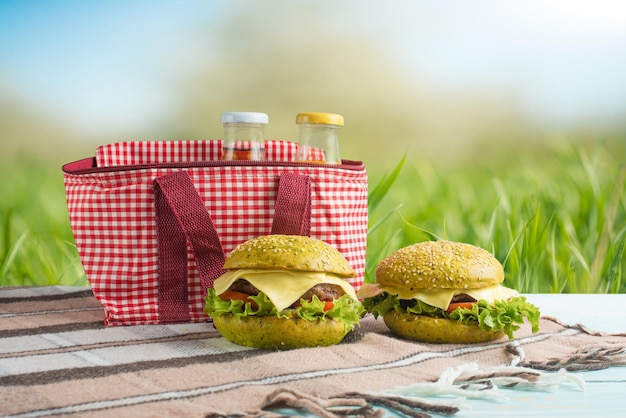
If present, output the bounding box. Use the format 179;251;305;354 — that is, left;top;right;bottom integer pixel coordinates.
204;288;364;331
449;297;541;339
362;293;540;340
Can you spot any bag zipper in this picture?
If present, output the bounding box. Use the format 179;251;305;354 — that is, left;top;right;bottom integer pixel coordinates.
62;157;365;175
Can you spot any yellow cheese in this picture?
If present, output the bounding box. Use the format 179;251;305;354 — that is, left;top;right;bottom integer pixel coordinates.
213;269;357;311
382;284;519;310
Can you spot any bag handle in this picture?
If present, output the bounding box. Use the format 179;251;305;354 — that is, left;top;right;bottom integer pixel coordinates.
153;170;312;323
154;172;226;323
271;172;311;236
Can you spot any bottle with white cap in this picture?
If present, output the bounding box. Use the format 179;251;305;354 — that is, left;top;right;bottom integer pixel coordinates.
220;112;269;161
294;112;343;164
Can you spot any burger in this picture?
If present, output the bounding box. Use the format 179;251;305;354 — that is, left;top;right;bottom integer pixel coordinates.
204;234;364;349
358;240;540;343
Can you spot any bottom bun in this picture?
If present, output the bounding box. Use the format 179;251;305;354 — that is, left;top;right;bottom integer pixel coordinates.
383;311;505;344
212;314;349;350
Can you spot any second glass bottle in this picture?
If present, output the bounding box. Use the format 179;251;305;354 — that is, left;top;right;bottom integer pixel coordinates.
295;112;343;164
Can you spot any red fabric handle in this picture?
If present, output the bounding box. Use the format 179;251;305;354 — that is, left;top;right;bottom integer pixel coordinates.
271;172;311;236
153;170;310;323
153;172;226;323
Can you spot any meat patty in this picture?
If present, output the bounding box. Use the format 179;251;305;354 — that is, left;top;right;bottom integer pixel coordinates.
450;293;477;304
300;283;345;302
228;279;260;296
227;280;345;303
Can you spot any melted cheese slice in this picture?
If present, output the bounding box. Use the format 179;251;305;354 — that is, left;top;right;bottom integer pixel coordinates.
381;284;519;310
213;269;358;311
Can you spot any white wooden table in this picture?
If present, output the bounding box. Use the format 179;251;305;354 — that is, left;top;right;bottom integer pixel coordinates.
426;294;626;418
525;294;624;334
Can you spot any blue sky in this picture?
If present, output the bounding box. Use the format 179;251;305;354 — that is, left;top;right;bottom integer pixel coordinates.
0;0;220;134
2;0;626;137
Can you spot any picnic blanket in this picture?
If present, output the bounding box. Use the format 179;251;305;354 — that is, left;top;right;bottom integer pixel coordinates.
1;286;625;418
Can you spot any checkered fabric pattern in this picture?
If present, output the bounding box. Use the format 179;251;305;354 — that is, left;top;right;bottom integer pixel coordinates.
96;139;294;166
64;140;368;326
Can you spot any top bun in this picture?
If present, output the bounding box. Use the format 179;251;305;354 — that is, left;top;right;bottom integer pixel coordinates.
224;234;355;278
375;240;503;289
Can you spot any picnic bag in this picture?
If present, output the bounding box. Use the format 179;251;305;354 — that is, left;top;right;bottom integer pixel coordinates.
62;140;368;326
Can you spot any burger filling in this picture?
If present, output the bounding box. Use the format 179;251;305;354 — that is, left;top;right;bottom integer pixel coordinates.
228;279;345;304
359;284;540;340
204;273;364;332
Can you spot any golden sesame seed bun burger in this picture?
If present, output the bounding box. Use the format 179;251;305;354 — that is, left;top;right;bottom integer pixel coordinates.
358;240;540;344
204;235;363;350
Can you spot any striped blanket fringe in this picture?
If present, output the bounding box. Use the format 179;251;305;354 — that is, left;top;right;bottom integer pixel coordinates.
219;341;626;418
207;388;461;418
510;340;626;371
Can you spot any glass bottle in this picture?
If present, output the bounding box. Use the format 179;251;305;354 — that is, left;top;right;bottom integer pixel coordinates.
295;112;343;164
220;112;268;161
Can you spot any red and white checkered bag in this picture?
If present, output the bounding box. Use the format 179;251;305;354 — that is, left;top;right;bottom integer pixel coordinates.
63;140;368;326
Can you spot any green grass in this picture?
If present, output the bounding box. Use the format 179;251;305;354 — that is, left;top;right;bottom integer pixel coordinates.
1;139;625;293
366;139;626;293
1;160;87;286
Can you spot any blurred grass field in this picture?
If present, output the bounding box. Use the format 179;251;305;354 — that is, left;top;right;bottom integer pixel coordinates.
367;142;626;293
2;1;626;295
367;138;626;294
1;137;624;293
0;158;86;287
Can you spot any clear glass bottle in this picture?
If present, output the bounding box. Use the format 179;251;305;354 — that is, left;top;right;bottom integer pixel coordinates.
220;112;268;161
295;112;343;164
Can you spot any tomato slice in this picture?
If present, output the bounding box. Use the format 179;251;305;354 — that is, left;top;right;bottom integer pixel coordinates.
446;302;476;314
219;290;258;309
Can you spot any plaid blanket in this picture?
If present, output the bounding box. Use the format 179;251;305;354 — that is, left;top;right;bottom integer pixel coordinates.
1;286;625;417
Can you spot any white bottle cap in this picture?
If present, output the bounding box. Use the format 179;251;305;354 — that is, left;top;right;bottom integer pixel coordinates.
220;112;269;124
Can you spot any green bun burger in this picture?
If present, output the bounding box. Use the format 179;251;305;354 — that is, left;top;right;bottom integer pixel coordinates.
358;240;540;344
204;234;364;350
